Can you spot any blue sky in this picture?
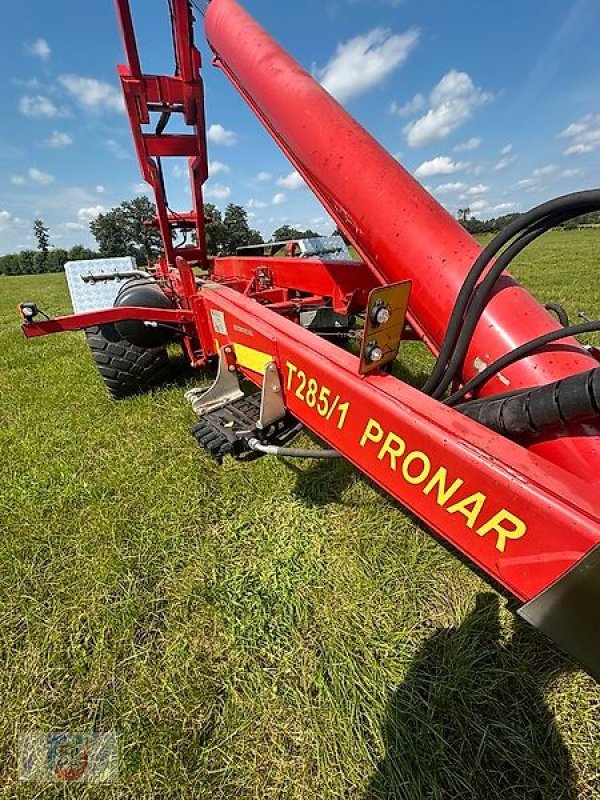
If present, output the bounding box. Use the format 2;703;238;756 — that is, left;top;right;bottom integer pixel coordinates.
1;0;599;254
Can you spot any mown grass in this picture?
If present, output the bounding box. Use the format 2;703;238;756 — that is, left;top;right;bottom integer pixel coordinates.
0;230;599;798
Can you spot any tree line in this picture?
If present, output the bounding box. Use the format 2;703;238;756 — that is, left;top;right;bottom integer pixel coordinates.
0;197;325;276
457;208;600;235
4;196;598;277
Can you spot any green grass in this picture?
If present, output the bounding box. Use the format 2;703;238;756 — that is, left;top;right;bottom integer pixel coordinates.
1;230;599;798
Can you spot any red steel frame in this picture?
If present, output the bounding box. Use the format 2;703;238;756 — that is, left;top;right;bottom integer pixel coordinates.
20;0;600;671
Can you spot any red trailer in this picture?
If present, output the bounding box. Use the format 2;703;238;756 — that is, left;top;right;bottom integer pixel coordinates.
19;0;600;679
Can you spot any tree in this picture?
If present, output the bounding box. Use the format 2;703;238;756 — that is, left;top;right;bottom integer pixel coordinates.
121;197;163;263
90;197;162;264
204;203;227;255
90;207;130;258
19;250;36;275
221;204;262;254
271;225;321;241
46;248;69;273
68;244;99;262
457;208;471;223
33;219;50;256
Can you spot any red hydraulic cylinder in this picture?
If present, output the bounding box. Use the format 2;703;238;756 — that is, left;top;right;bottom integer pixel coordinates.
204;0;600;482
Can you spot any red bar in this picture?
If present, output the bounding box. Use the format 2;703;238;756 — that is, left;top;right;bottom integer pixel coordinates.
144;134;199;158
212;256;377;311
21;306;194;338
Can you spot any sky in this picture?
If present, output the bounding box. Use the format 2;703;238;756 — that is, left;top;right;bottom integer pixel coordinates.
1;0;599;255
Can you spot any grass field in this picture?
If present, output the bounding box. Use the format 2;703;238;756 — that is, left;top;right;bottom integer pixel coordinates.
1;230;599;798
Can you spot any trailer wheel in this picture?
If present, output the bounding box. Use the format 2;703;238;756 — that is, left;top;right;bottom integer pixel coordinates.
85;323;171;398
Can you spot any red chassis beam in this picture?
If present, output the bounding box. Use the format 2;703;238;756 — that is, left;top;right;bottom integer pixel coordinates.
20;306;194;338
211;255;377;312
198;283;600;607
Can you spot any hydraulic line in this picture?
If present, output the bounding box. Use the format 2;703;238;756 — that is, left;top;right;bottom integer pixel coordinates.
457;368;600;437
247;438;340;459
445;320;600;407
422;190;600;397
545;302;570;327
429;203;599;399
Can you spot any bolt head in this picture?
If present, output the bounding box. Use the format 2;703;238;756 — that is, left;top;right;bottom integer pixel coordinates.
375;306;391;325
368;345;384;363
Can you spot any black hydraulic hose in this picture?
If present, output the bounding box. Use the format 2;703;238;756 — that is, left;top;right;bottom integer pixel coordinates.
247;438;340;459
431;201;600;399
430;213;566;399
545;302;570;327
431;225;544;399
422;190;600;396
444;320;600;407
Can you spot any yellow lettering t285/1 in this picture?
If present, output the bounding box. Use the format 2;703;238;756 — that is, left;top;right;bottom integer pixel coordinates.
285;361;350;430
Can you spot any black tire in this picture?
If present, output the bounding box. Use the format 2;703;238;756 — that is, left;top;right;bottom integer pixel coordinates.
85;323;171;398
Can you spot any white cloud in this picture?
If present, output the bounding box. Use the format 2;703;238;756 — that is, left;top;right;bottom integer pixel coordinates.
46;131;73;148
559;114;600;155
516;178;538;188
209;160;230;176
404;70;492;148
453;137;481;152
0;210;15;226
491;203;515;213
77;205;105;222
277;170;305;190
256;171;272;182
64;221;85;231
532;164;557;177
19;95;62;118
207;123;237;146
560;168;583;178
0;211;25;233
317;27;419;104
248;198;268;209
500;144;513;155
28;167;54;185
414;156;469;178
463;184;490;196
25;38;51;60
494;155;516;171
205;183;231;200
434;181;467;193
469;199;489;213
104;139;130;160
58;75;124;113
10;176;25;185
95;185;105;193
132;182;148;194
271;192;286;206
390;93;425;118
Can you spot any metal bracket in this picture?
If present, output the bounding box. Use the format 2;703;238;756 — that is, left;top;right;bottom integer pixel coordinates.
257;361;286;429
185;346;244;416
359;281;412;375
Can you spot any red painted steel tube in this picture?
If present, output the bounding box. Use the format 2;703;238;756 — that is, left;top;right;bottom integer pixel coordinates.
20;307;194;338
204;0;600;482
